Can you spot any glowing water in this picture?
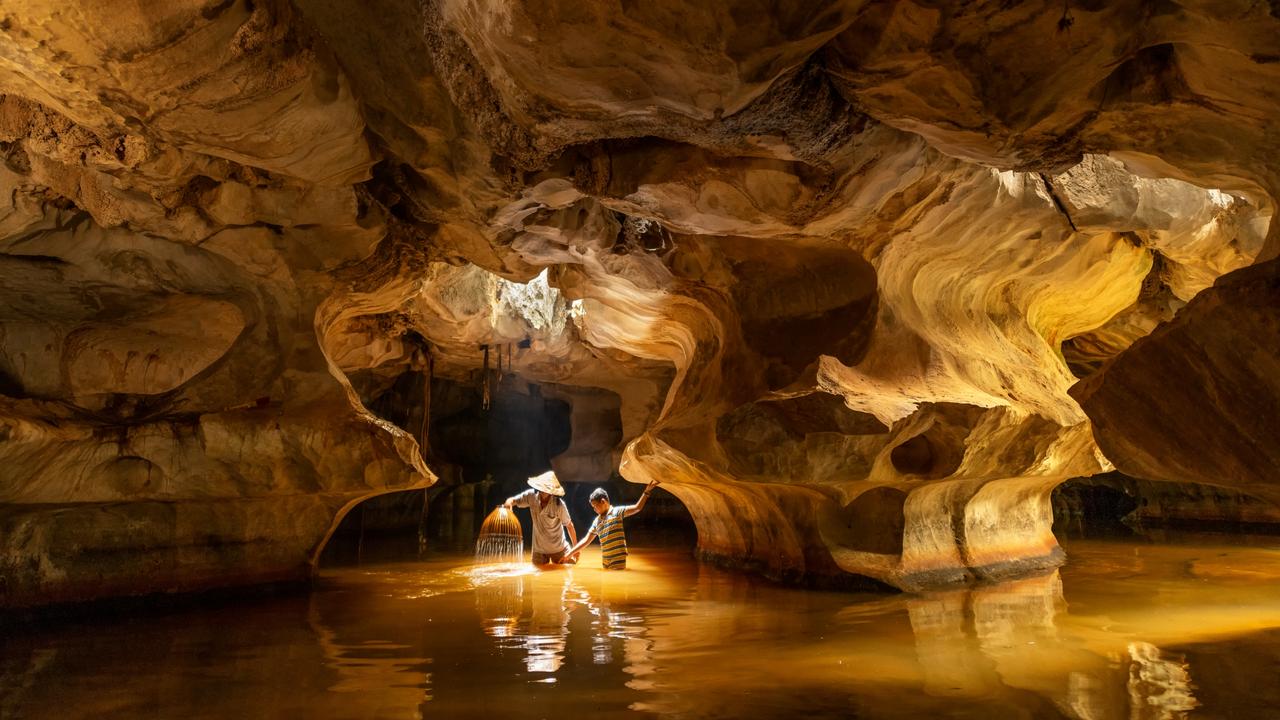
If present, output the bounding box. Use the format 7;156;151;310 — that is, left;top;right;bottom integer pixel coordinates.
9;536;1280;718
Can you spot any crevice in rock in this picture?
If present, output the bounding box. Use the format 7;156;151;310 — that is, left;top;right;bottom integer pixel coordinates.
1038;172;1079;232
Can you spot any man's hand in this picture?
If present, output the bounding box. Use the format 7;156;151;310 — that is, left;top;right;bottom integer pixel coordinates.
502;498;514;510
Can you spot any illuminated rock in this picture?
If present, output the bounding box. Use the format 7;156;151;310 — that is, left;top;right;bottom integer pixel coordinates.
1;0;1279;604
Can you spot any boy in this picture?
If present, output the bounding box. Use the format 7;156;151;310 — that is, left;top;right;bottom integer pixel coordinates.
503;470;578;565
566;480;660;569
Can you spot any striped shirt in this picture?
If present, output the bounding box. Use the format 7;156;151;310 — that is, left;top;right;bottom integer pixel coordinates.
589;506;629;569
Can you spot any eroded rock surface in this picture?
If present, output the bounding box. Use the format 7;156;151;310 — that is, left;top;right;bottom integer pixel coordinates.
1072;259;1280;500
2;0;1279;605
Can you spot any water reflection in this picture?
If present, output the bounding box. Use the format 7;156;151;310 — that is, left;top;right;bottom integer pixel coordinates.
1126;642;1197;720
471;563;657;681
478;569;571;674
306;601;433;712
7;539;1280;718
900;571;1195;719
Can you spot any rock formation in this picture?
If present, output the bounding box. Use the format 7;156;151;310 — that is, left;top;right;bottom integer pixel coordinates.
1;0;1278;605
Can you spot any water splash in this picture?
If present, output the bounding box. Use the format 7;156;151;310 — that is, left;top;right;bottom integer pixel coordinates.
476;506;525;565
475;534;525;565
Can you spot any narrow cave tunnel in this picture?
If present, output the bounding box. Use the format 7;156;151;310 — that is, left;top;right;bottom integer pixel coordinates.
320;368;695;566
1051;476;1141;539
1052;473;1280;540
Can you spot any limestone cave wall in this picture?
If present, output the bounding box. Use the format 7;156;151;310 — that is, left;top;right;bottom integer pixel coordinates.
2;0;1279;605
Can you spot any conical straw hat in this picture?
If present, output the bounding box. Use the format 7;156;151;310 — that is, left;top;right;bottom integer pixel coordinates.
527;470;565;496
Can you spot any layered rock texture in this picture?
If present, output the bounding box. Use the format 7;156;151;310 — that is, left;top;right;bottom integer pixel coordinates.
2;0;1279;605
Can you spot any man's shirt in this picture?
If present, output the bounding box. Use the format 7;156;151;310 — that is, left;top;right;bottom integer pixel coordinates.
512;489;573;554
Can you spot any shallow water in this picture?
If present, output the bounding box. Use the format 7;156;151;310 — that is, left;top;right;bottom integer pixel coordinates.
6;535;1280;719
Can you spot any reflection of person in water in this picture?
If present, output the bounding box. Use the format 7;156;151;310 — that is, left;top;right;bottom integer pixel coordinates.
473;567;648;678
520;571;572;673
474;566;575;673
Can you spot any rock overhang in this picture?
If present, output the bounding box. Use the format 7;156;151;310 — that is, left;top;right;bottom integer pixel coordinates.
2;0;1280;605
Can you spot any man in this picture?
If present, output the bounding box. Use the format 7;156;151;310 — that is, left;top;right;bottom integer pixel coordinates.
565;481;659;569
503;470;578;565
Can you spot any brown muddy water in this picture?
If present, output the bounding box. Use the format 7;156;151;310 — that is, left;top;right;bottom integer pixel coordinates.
5;535;1280;719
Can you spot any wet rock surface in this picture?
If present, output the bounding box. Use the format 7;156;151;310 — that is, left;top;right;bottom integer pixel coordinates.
1;0;1279;605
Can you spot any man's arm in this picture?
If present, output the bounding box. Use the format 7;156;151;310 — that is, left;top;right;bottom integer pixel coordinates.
566;529;596;557
504;488;533;509
561;501;577;546
623;481;660;517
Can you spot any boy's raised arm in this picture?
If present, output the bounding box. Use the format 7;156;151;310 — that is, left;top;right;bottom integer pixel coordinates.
623;481;660;517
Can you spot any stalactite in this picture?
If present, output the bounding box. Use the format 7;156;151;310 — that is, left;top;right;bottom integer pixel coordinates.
418;352;432;556
416;490;429;557
481;344;491;410
419;352;432;455
357;503;366;566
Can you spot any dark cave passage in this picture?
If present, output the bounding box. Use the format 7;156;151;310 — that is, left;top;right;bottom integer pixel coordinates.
321;372;694;566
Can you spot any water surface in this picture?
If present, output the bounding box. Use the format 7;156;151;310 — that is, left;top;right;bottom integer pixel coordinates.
5;536;1280;719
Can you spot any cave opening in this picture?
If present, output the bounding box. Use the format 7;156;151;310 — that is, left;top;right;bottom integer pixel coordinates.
319;374;568;566
1051;476;1141;539
889;435;934;476
1052;473;1280;541
319;369;695;566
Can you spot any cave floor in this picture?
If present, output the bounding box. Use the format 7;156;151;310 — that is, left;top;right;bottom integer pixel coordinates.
6;534;1280;719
